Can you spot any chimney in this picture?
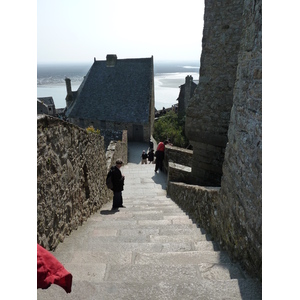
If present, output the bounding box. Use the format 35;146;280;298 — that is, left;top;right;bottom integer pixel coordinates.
106;54;117;67
185;75;193;85
65;77;72;95
184;76;193;111
65;77;73;108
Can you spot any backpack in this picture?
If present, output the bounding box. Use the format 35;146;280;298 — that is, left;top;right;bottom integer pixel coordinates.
106;167;114;190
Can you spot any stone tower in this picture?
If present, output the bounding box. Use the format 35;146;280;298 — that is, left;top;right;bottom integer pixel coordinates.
177;75;198;117
185;0;245;186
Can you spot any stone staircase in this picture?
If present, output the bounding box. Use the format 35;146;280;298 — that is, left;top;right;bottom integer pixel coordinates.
37;144;261;299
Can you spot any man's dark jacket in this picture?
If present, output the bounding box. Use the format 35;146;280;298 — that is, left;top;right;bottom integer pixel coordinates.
111;166;124;192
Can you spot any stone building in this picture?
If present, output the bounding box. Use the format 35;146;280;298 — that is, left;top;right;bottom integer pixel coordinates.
65;55;155;143
176;75;197;116
37;97;56;116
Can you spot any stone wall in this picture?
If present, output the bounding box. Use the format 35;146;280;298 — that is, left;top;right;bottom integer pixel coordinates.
164;145;193;167
168;182;220;237
218;0;262;279
106;130;128;170
68;117;151;144
167;0;262;279
185;0;244;186
67;117;125;149
37;116;127;250
167;162;191;186
163;145;193;185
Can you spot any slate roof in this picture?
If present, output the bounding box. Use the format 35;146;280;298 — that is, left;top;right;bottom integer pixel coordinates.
66;56;154;124
37;97;55;106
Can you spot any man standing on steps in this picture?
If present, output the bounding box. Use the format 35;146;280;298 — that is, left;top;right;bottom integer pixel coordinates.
111;159;125;210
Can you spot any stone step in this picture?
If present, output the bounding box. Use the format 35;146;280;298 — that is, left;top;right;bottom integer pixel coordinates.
83;218;197;227
37;278;262;300
84;224;206;241
93;213;192;222
149;234;207;244
104;263;246;282
51;249;234;268
55;241;217;254
126;195;175;200
61;231;209;247
134;250;232;265
122;200;179;205
103;210;190;217
123;191;167;197
118;206;184;212
52;250;242;278
120;201;181;208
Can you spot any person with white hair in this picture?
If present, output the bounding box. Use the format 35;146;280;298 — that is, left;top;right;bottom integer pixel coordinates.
141;150;148;164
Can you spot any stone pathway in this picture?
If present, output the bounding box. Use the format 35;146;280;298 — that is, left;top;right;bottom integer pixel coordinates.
37;142;261;299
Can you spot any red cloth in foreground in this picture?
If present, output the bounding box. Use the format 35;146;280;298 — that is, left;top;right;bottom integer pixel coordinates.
37;244;73;293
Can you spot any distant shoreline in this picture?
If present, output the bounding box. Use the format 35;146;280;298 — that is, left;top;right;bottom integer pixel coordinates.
37;60;200;76
37;61;200;110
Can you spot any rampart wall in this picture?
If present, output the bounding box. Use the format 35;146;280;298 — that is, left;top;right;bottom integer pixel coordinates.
37;115;127;250
166;0;262;279
185;0;245;186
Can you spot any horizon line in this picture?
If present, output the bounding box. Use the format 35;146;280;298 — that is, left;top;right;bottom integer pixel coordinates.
37;58;200;65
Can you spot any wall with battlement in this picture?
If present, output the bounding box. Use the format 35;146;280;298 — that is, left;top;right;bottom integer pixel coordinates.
37;116;127;250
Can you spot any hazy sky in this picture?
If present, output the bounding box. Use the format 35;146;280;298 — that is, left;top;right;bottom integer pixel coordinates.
37;0;204;64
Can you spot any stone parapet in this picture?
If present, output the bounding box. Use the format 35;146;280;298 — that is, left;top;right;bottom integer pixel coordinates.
168;181;261;279
167;182;220;237
165;145;193;167
167;162;191;188
106;130;128;171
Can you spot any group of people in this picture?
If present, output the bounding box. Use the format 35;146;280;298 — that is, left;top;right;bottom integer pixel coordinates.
141;139;171;173
141;149;155;164
108;139;171;211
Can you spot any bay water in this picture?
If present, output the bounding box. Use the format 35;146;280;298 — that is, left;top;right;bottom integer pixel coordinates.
37;61;199;110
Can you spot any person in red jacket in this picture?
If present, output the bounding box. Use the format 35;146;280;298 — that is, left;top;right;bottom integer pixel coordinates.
155;140;168;173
